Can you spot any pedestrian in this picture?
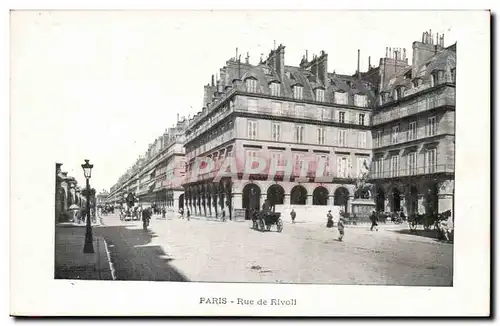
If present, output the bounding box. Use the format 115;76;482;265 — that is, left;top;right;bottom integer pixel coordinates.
326;210;334;228
162;206;166;219
186;208;190;221
338;210;346;241
370;210;378;231
290;209;296;224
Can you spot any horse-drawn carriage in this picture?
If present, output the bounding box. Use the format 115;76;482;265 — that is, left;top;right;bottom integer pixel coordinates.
251;209;283;232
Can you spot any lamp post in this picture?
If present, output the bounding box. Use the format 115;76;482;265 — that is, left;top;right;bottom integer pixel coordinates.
82;159;94;254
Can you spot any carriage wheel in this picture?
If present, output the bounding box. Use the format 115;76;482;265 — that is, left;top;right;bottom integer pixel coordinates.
276;219;283;233
409;221;417;231
252;220;257;229
259;219;265;232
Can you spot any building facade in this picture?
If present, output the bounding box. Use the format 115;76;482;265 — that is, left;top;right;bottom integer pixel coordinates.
368;31;456;217
107;118;188;213
183;46;377;221
55;163;85;223
107;30;456;222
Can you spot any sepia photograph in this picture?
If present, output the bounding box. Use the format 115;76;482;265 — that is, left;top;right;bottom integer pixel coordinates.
9;7;490;317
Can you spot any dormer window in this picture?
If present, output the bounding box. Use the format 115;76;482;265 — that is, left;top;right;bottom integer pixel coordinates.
246;78;257;92
334;91;348;105
315;89;325;102
263;67;271;75
395;86;405;100
412;78;422;88
270;82;281;97
430;71;439;87
354;94;367;107
293;85;303;100
451;68;456;83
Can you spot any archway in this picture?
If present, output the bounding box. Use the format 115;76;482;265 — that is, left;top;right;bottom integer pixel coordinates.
334;187;349;212
426;183;439;216
391;188;401;212
242;183;261;220
375;187;385;212
178;193;184;210
267;184;285;208
408;186;418;215
313;186;329;205
290;185;307;205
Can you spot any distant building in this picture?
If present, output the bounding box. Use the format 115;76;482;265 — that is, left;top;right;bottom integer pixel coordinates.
368;30;456;217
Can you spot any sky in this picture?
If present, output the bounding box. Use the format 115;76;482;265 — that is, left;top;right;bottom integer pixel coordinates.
10;10;464;192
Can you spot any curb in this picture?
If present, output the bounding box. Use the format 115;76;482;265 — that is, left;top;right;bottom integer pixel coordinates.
103;239;116;280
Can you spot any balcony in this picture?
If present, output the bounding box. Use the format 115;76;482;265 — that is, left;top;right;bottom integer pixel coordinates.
369;164;455;180
187;129;235;160
372;93;455;126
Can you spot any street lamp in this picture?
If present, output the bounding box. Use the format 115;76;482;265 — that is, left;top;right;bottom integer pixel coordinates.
82;159;94;254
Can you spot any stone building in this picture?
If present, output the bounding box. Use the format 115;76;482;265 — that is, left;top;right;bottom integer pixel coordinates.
55;163;85;223
368;30;456;217
107;118;188;213
182;46;376;221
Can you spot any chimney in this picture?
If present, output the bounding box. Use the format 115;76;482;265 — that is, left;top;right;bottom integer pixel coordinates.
306;50;308;61
211;75;214;87
245;52;250;64
317;51;328;86
357;49;360;78
274;44;285;81
412;30;443;79
368;56;371;69
177;113;179;122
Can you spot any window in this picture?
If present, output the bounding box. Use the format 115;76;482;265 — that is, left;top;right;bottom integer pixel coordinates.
315;89;325;102
270;83;281;96
271;151;284;167
271;123;281;141
407;152;417;175
395;86;405;100
390;155;400;177
337;156;349;178
246;78;257;92
317;127;326;145
334;91;348;105
358;114;365;125
294;125;305;143
247;120;257;139
271;101;282;115
374;157;383;178
354;94;367;107
375;130;383;147
391;125;399;144
408;121;417;141
317;155;330;172
425;148;437;173
338;111;346;123
246;150;258;169
427;116;437;136
431;73;437;87
293;85;303;99
358;131;367;148
294;154;304;171
338;129;347;147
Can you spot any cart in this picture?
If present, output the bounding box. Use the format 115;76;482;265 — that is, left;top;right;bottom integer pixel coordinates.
252;210;283;232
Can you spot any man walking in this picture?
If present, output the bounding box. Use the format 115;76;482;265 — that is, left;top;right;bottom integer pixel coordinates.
290;209;296;224
370;210;379;231
338;210;346;241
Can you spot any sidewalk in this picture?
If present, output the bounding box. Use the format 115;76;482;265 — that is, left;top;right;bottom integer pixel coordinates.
55;225;114;280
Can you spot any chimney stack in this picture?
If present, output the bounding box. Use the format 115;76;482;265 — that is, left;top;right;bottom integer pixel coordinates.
368;56;371;69
357;49;360;78
211;75;214;87
177;113;179;122
306;50;308;61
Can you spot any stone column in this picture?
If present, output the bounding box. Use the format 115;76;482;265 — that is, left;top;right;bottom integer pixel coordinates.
219;192;225;216
207;192;212;217
212;189;218;218
347;195;354;213
306;194;313;206
417;195;427;215
400;195;407;215
232;193;243;221
284;194;291;206
328;195;334;206
384;197;390;213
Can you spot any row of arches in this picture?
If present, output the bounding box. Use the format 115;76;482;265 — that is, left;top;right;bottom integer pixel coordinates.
242;183;350;211
374;184;439;215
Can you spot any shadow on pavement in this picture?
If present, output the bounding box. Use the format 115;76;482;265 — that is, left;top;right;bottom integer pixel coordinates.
390;228;452;243
94;224;190;282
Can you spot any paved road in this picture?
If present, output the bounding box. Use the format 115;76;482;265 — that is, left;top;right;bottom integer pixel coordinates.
95;213;453;286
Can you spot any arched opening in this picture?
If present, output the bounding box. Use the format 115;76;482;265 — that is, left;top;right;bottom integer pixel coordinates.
313;186;329;205
242;183;261;220
267;184;285;208
426;183;439;216
408;186;418;215
290;185;307;205
178;193;184;210
375;187;385;212
391;188;401;212
334;187;349;212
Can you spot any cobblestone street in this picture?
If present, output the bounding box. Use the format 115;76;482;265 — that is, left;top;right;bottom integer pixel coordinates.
95;213;453;286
